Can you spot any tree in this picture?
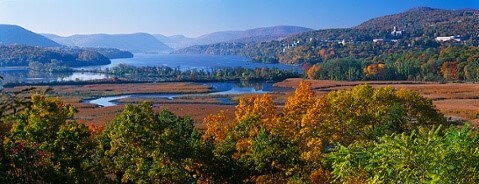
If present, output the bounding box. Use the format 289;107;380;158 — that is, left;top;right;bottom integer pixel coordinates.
328;126;479;183
279;81;316;139
203;110;230;143
364;63;388;80
441;61;459;80
306;65;321;79
3;94;96;183
97;102;203;183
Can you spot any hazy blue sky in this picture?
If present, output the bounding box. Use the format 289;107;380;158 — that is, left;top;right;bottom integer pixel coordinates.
0;0;477;37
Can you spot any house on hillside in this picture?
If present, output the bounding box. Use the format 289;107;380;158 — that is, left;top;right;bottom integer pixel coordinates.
391;26;403;36
435;36;461;42
373;39;398;43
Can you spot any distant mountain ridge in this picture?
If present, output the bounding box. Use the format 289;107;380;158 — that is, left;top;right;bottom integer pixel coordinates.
154;26;313;49
0;24;61;47
44;33;172;53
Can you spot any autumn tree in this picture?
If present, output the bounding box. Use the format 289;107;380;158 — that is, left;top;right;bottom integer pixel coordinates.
211;115;301;183
364;63;388;80
279;81;315;139
297;84;446;182
306;65;321;79
3;94;96;183
235;94;278;130
440;61;459;80
202;110;230;143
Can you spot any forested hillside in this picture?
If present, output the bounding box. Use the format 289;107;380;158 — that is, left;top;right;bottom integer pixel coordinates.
175;8;479;70
0;45;111;67
84;47;133;59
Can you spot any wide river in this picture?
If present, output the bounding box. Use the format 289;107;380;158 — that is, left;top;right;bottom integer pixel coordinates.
0;54;299;84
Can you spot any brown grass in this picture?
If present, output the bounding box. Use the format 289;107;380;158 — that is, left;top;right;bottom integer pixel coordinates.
74;103;235;129
8;79;479;128
7;82;211;98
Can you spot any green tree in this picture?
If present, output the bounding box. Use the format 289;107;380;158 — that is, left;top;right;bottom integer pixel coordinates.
3;94;96;183
328;126;479;183
97;102;203;183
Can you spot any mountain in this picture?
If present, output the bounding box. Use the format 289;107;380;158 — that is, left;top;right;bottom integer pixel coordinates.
175;7;479;65
153;34;193;50
0;25;60;47
44;33;172;53
154;26;313;49
193;26;313;45
42;33;76;46
355;7;479;37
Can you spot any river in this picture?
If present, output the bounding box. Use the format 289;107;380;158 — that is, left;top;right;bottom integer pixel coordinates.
85;82;291;107
0;54;299;84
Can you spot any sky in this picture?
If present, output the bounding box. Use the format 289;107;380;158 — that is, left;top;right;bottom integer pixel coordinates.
0;0;478;37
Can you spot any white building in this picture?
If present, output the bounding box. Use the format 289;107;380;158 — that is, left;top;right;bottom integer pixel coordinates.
435;36;461;42
391;26;403;36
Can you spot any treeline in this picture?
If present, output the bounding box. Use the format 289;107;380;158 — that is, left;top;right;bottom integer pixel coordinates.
28;60;73;73
1;82;478;183
305;46;479;81
0;45;111;67
92;64;300;82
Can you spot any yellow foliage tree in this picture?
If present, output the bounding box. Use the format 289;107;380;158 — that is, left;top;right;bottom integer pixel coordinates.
203;94;278;143
364;63;387;80
235;94;278;130
279;81;316;139
306;65;321;80
202;110;230;143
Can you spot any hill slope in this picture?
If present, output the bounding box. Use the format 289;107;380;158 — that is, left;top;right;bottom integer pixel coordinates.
0;25;60;47
155;26;313;49
194;26;313;45
355;7;479;37
176;7;479;64
0;45;110;67
45;33;172;53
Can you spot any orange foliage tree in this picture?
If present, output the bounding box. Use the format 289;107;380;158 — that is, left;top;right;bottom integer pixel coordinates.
306;65;321;79
440;61;459;80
